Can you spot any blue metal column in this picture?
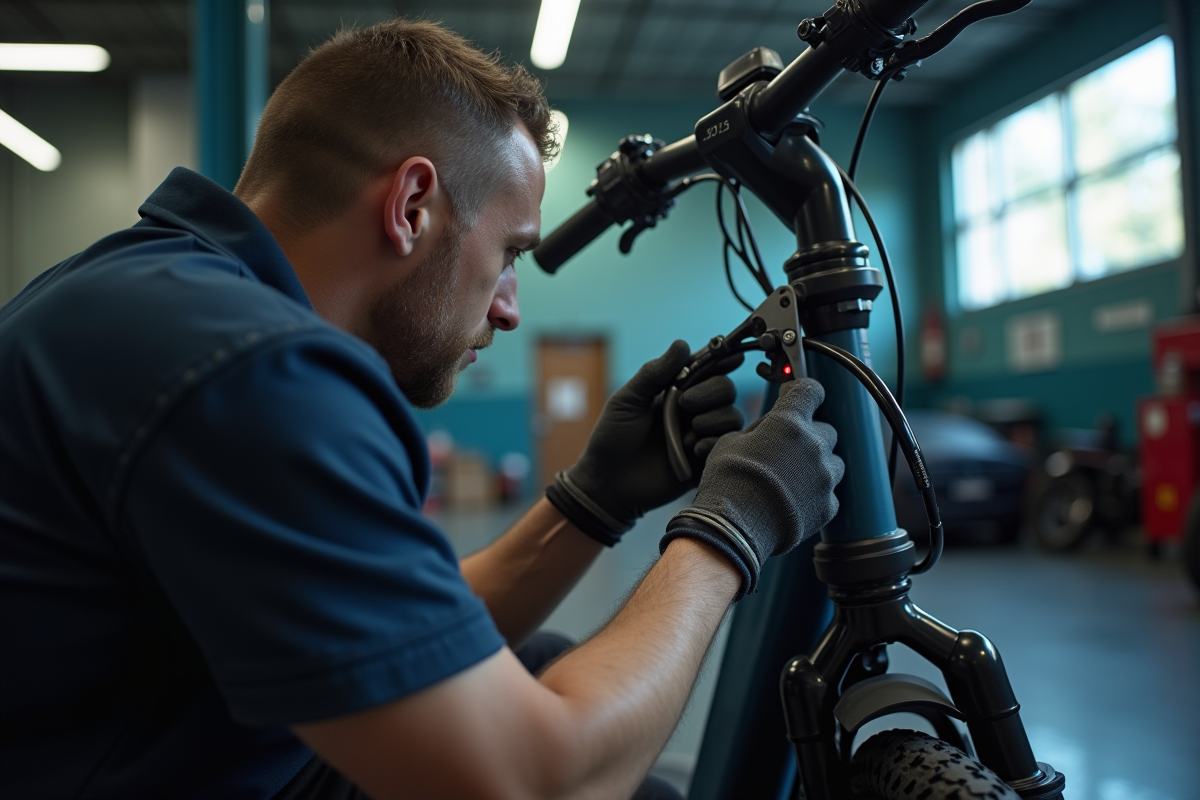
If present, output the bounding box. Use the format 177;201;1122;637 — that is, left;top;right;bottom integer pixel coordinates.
1168;0;1200;314
194;0;270;190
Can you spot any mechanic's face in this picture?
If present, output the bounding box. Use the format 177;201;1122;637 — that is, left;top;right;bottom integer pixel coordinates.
371;126;544;408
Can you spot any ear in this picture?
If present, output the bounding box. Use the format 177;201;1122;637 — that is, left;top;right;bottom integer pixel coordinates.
383;157;443;258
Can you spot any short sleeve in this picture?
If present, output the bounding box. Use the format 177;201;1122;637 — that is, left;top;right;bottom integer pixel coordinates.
121;331;504;727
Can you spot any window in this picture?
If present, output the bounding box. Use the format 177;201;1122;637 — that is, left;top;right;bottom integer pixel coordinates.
951;35;1184;311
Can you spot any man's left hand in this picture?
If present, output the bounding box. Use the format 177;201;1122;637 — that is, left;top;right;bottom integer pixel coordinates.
545;340;745;545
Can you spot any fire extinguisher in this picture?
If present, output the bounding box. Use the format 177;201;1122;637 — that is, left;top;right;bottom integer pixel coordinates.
920;304;946;382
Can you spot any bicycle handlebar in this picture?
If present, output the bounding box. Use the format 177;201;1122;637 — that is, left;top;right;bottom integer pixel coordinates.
532;0;937;272
637;134;705;185
533;200;614;274
532;135;707;273
751;0;932;134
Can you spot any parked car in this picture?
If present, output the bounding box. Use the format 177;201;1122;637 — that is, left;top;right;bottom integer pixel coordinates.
892;410;1034;547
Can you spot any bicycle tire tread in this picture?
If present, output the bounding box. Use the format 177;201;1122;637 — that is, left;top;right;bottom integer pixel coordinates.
850;729;1020;800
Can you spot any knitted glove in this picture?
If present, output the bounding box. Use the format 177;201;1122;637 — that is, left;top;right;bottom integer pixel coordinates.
546;340;745;545
660;377;844;600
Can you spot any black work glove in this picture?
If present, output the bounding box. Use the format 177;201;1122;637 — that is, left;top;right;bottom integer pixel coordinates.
546;340;745;546
660;377;845;601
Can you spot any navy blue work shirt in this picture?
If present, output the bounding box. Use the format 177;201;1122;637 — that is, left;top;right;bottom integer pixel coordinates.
0;168;505;799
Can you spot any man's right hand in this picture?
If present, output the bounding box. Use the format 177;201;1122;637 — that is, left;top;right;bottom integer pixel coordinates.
661;376;845;599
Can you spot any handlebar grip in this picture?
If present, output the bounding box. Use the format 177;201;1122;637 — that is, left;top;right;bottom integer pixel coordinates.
663;386;693;482
532;200;615;274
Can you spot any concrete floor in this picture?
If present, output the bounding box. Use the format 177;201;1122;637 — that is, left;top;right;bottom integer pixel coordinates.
433;501;1200;799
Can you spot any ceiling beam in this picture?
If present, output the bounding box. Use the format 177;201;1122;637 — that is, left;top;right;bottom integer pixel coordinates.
596;0;654;96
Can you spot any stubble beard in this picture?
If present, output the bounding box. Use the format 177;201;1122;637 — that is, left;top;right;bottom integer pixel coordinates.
368;224;492;409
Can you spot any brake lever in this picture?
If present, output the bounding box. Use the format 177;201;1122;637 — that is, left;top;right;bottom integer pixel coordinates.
885;0;1032;72
664;285;807;481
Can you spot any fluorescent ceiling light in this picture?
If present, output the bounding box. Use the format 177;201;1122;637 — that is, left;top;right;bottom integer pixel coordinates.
0;108;62;171
530;0;582;70
0;43;110;72
546;110;569;172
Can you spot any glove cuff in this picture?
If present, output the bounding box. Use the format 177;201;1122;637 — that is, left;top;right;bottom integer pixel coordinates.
661;508;761;600
546;471;634;547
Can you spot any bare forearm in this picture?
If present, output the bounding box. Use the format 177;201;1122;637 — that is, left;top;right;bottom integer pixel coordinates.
538;537;740;799
460;498;604;645
293;536;741;800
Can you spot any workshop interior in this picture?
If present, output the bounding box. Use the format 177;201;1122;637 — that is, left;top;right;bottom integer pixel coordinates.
1;0;1198;797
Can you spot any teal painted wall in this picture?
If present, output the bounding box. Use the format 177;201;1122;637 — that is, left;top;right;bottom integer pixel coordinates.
908;0;1198;445
426;0;1200;467
414;97;923;470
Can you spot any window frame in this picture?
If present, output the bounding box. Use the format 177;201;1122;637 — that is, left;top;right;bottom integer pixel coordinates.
946;29;1183;314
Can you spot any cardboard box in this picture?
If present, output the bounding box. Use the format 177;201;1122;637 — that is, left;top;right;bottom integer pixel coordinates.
444;453;496;510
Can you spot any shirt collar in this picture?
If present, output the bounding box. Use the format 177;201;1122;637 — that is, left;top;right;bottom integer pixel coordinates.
137;167;313;310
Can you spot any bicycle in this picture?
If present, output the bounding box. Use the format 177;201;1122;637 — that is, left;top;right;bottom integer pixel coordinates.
531;1;1067;798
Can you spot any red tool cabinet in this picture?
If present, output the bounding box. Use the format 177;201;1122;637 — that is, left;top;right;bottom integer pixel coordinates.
1139;318;1200;542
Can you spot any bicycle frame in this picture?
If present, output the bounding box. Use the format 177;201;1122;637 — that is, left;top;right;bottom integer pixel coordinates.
534;1;1065;797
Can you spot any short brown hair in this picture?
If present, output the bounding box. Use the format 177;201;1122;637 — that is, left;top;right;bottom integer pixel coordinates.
235;19;555;229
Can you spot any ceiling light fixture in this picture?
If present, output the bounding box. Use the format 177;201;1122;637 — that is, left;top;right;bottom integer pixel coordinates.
0;108;62;171
545;110;569;172
0;43;111;72
530;0;582;70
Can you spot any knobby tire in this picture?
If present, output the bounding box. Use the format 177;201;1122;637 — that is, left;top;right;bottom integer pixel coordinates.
850;729;1019;800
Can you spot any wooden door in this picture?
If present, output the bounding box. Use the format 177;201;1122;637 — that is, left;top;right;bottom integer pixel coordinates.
535;337;608;489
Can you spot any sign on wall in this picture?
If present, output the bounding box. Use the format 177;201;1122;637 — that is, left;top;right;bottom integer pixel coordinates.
546;376;588;421
1092;298;1153;333
1006;310;1062;373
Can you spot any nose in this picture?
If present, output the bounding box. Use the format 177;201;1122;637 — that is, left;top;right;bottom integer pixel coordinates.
487;267;520;331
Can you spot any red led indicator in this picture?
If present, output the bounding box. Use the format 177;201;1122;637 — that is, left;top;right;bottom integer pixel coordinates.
783;364;792;375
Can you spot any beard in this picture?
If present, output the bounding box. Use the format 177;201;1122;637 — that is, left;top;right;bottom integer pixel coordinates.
367;224;493;409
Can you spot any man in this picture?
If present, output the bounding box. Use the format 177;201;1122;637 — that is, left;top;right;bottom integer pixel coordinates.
0;19;844;800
